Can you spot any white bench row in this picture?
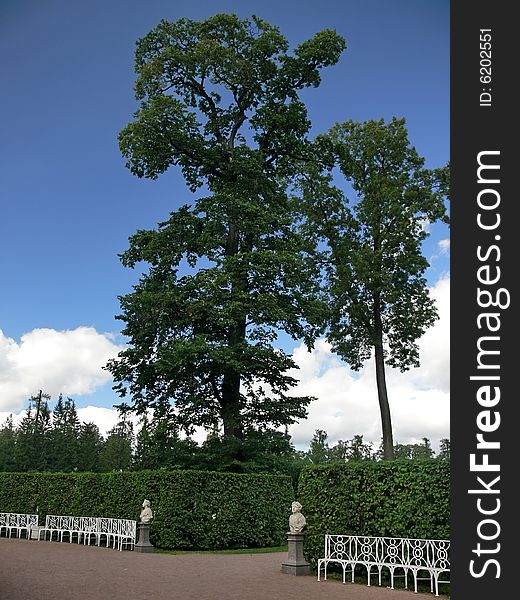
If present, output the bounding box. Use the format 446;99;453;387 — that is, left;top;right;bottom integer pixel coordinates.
317;535;450;596
0;513;38;538
38;515;137;551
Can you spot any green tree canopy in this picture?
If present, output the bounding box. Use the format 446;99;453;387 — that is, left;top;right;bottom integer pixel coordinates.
107;14;346;451
47;395;81;472
99;413;134;472
77;422;104;472
14;391;51;471
300;118;449;459
0;415;17;472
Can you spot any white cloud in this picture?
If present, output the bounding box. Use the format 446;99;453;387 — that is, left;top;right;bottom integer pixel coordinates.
287;275;450;451
0;275;450;452
0;327;124;413
76;405;121;438
419;219;431;233
438;238;450;254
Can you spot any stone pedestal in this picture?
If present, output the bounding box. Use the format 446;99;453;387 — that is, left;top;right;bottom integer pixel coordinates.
134;523;154;553
281;532;311;575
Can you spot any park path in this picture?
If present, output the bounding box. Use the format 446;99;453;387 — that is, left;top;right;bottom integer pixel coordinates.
0;538;440;600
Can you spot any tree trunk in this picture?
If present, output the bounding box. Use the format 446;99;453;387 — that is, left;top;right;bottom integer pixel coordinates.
221;370;243;439
373;293;394;459
220;219;247;441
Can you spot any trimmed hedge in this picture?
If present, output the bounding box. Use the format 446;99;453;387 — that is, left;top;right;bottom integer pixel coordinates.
297;460;450;567
0;470;294;550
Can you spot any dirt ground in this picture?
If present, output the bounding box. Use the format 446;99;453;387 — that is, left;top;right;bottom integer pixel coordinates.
0;537;441;600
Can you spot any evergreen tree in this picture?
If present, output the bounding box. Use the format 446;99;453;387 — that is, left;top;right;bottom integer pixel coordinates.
99;412;134;472
47;395;81;471
0;415;17;472
438;438;450;460
133;412;153;470
135;401;198;470
77;422;104;472
14;391;51;471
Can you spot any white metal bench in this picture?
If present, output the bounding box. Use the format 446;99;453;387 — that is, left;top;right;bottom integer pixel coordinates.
0;513;38;539
38;515;136;551
317;534;450;596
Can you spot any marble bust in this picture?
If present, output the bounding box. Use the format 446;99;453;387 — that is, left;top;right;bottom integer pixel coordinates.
140;499;153;524
289;501;306;533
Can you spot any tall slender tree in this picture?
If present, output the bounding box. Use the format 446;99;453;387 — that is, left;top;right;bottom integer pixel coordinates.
99;413;134;472
0;415;17;472
438;438;450;460
300;119;449;459
77;422;104;472
48;395;81;471
15;391;51;471
107;14;346;453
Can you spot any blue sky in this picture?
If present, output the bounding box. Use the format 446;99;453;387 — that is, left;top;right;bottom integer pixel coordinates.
0;0;449;446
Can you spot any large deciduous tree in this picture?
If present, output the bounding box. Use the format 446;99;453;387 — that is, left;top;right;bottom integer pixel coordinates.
300;118;449;459
106;14;345;450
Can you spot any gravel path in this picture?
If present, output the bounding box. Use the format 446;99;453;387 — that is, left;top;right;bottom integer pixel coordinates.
0;537;441;600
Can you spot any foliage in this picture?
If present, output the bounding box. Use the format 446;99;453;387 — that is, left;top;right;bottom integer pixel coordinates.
99;413;134;472
77;422;104;472
106;14;346;448
393;437;434;459
438;438;450;460
0;469;294;550
46;395;81;472
297;459;450;567
14;391;51;471
299;118;449;458
133;400;198;470
303;429;377;464
0;415;17;472
307;429;331;464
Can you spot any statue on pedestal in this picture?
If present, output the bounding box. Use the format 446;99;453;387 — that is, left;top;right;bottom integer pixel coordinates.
289;501;306;533
135;499;154;553
140;499;153;524
282;501;310;575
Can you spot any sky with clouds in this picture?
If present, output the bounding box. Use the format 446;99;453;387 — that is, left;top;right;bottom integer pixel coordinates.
0;0;449;451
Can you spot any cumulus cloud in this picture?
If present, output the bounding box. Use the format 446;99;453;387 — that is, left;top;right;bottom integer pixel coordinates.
0;276;450;452
287;275;450;451
438;238;450;254
0;327;124;413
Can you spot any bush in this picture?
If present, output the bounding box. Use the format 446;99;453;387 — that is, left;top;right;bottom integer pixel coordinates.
297;459;450;567
0;469;294;550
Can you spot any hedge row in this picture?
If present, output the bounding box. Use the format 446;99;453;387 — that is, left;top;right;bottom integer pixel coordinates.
297;460;450;567
0;470;294;550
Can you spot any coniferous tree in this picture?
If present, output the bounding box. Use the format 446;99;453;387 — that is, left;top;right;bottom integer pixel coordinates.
48;395;81;471
14;391;51;471
0;415;17;472
134;401;197;469
77;422;104;472
100;413;134;472
133;412;153;470
438;438;450;460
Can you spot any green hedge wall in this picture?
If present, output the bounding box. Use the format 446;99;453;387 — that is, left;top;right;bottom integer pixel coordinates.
297;460;450;567
0;470;294;550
